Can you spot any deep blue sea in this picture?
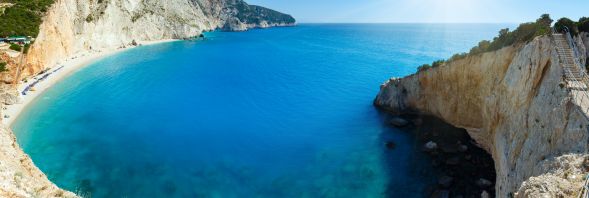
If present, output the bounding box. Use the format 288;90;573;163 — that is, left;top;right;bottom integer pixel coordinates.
13;24;511;197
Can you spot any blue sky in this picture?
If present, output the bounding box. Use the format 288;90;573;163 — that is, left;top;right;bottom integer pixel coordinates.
248;0;588;23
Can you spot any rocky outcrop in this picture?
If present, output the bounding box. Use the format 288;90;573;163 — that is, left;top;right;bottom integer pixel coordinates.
0;125;76;198
23;0;295;78
375;34;589;197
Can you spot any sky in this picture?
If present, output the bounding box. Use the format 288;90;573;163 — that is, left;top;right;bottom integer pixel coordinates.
247;0;589;23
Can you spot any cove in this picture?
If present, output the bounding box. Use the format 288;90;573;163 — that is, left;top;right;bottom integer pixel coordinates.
13;24;509;197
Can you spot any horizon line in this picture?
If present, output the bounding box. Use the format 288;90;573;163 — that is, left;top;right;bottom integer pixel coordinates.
294;22;519;24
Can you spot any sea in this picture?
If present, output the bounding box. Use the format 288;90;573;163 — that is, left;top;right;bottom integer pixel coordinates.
13;24;512;198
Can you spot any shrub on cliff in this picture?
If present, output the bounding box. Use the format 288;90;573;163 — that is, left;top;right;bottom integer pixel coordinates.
468;14;553;56
432;60;446;67
0;62;7;72
416;14;553;74
417;64;432;72
0;0;55;37
578;17;589;33
555;17;579;35
9;43;21;51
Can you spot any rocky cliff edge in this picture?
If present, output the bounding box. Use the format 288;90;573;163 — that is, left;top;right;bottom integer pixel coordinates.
375;33;589;197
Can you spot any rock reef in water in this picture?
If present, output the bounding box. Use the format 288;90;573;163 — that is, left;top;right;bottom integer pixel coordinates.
375;33;589;197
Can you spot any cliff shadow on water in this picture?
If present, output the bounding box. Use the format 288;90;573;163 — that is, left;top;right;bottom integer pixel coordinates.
377;110;496;198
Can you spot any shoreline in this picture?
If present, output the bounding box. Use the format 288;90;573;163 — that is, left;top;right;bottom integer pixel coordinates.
2;39;178;127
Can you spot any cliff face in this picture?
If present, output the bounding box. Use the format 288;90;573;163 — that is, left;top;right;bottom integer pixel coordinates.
0;125;76;198
0;0;293;196
375;34;589;197
23;0;295;77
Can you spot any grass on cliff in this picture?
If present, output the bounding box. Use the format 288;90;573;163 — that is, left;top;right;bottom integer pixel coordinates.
0;62;7;72
0;0;55;37
417;14;589;73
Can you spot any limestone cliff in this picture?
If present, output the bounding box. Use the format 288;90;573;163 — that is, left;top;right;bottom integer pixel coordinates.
23;0;295;77
375;33;589;197
0;0;293;196
0;125;76;198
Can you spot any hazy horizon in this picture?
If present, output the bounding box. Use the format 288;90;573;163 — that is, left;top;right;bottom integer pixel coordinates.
248;0;589;24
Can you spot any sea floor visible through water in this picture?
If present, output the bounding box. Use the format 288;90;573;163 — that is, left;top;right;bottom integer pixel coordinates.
13;24;511;197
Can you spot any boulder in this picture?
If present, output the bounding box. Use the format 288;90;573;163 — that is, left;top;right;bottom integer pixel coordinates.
385;141;396;150
389;117;409;127
424;141;438;152
445;156;460;165
438;175;454;188
481;190;490;198
431;189;450;198
476;178;493;188
412;118;423;126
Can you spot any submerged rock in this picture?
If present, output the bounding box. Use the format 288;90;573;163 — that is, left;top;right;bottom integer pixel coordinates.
438;175;454;188
431;189;450;198
389;117;409;127
445;156;460;165
424;141;438;152
481;190;490;198
412;118;423;126
385;141;396;150
476;178;493;188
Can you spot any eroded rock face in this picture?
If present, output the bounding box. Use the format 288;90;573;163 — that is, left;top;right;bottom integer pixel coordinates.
375;35;589;197
0;0;293;196
24;0;295;78
0;126;77;197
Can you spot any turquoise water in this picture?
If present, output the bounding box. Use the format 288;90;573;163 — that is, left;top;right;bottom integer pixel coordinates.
13;24;510;197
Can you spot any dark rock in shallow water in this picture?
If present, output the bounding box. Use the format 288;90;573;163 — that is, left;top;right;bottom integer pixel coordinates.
412;118;423;126
476;178;493;188
389;117;409;127
445;156;460;165
385;141;396;149
481;190;490;198
423;141;438;152
440;144;460;153
431;189;450;198
438;175;454;188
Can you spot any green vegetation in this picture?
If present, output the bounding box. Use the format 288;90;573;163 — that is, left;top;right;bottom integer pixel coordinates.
8;43;30;53
579;17;589;33
417;64;431;72
468;14;553;56
554;17;578;35
9;43;21;51
229;1;295;25
416;14;589;73
0;62;8;72
85;15;94;23
0;0;56;37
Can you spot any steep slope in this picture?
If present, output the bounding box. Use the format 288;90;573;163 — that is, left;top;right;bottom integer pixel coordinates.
0;125;76;197
0;0;293;196
375;33;589;197
23;0;295;78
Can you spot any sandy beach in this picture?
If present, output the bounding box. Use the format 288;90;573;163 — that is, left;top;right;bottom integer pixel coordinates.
2;39;178;127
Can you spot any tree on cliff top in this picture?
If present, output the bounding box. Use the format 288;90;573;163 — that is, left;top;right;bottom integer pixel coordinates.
416;14;554;73
555;17;579;35
0;0;55;37
577;17;589;33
